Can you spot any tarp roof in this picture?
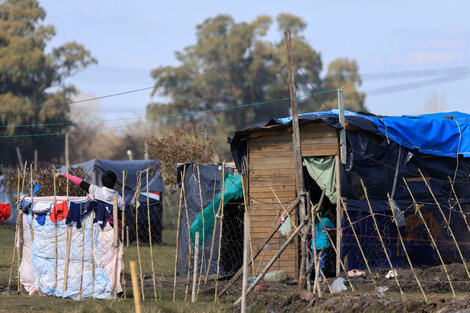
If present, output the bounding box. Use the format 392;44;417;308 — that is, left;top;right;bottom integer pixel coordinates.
232;110;470;159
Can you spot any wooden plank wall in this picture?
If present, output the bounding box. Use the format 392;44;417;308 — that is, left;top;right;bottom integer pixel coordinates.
247;122;338;278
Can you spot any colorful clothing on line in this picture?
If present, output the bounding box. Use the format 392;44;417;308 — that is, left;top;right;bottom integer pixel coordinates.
0;203;10;221
50;201;69;223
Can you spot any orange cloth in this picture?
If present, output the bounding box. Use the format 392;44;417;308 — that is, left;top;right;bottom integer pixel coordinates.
0;203;10;221
50;201;69;223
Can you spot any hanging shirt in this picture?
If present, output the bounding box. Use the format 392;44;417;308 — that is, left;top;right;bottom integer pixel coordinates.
19;199;31;213
313;217;334;251
66;201;90;229
50;201;69;223
0;203;10;221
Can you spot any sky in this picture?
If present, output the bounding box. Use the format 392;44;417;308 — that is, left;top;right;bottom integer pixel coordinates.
41;0;470;123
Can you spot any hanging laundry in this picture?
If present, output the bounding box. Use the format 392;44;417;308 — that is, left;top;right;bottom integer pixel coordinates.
92;201;114;230
0;203;10;221
66;201;90;229
36;214;46;226
50;201;69;223
33;202;52;214
19;199;31;213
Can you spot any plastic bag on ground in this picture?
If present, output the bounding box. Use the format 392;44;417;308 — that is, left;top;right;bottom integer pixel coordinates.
331;277;347;293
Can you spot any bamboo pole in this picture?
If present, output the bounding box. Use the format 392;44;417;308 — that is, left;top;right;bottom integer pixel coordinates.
183;174;192;302
146;169;158;302
79;218;86;300
204;167;218;285
312;190;325;296
91;175;95;294
129;261;142;313
387;193;428;303
113;195;119;300
17;162;27;292
121;170;127;298
419;169;470;280
62;161;71;298
29;164;34;241
135;173;144;301
173;167;186;302
7;169;21;293
196;165;205;300
339;196;380;293
214;162;225;302
361;180;405;299
234;221;307;306
315;212;355;292
270;186;297;231
191;232;199;303
53;166;58;291
403;178;456;297
448;176;470;233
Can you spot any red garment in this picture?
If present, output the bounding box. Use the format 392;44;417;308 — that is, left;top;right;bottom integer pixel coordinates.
50;201;69;223
0;203;10;221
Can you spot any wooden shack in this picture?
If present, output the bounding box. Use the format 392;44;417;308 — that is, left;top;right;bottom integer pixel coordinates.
243;121;341;278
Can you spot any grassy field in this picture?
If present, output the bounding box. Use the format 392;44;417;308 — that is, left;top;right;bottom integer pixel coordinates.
0;224;235;313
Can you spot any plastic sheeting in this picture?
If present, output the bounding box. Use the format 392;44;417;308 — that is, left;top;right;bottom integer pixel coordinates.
303;156;336;204
189;171;243;245
19;197;121;299
67;159;164;203
176;163;243;277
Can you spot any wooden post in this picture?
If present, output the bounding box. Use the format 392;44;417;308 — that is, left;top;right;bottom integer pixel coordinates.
241;212;250;313
121;170;127;298
62;226;72;298
387;194;428;303
29;164;34;241
419;169;470;280
284;29;307;290
234;221;307;306
17;162;27;292
79;218;85;300
335;155;342;276
144;140;149;160
173;168;186;302
361;180;405;299
91;175;95;294
340;197;380;293
191;232;199;303
146;169;158;302
129;261;142;313
135;174;144;301
214;163;225;302
182;175;192;302
337;88;346;164
195;165;205;300
204;167;219;285
403;178;456;297
7;169;21;293
53;166;58;291
113;195;119;300
16;147;23;169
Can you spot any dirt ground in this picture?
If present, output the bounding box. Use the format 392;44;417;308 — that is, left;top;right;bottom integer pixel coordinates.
217;263;470;313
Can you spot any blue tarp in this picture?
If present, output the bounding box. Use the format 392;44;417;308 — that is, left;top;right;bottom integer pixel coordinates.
245;110;470;159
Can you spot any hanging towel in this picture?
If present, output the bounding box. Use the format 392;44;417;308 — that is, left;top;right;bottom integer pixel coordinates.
19;199;31;213
50;201;69;223
33;202;52;214
36;214;46;226
66;201;90;229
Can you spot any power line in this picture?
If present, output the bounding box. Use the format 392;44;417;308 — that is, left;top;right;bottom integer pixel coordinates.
366;71;470;96
361;66;470;81
0;89;339;138
0;52;285;115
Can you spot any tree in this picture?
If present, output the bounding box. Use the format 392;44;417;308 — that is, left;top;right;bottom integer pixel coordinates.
0;0;96;165
146;14;366;156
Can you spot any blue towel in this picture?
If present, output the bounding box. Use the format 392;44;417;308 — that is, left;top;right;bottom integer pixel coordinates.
36;214;46;226
66;201;90;229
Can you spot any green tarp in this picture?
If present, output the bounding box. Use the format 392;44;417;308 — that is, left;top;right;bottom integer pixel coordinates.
190;172;243;245
303;156;336;204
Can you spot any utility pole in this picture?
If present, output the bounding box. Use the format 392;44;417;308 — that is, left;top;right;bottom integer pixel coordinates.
284;30;307;290
144;140;149;160
16;147;23;170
